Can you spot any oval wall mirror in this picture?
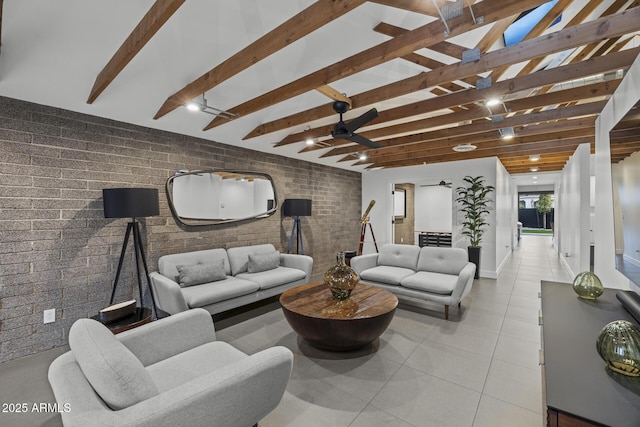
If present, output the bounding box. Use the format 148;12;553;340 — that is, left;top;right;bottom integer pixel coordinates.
166;170;277;226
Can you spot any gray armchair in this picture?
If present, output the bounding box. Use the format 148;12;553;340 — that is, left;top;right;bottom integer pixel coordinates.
48;308;292;426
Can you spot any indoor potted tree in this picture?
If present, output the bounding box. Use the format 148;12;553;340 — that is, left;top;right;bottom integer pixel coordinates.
455;176;495;279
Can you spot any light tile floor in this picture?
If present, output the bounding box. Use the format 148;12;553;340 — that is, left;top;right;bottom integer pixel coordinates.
214;235;573;427
0;235;571;427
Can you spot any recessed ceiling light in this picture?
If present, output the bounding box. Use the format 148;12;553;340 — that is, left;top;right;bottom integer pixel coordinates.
486;98;500;107
533;176;538;179
500;127;515;140
452;144;477;152
529;154;540;161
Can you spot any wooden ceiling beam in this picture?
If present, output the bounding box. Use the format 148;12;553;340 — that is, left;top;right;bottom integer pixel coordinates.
247;10;640;142
489;0;576;81
349;129;594;165
284;48;635;149
320;115;596;158
315;85;351;107
153;0;368;119
204;0;550;130
87;0;185;104
372;22;468;60
321;101;604;159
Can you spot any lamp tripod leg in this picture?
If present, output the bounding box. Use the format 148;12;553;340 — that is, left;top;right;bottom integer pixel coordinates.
297;218;304;255
110;223;133;305
287;220;297;254
133;221;158;318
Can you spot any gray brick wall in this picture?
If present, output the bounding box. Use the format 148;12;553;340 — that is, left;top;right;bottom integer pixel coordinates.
0;96;361;363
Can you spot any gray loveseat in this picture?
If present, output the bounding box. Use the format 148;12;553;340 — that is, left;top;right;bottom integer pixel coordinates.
149;244;313;315
351;244;476;320
48;308;292;427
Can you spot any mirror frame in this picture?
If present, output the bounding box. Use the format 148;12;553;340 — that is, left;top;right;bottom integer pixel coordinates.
165;169;278;226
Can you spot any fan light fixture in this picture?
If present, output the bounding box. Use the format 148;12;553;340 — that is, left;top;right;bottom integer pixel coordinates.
452;144;477;152
529;154;541;161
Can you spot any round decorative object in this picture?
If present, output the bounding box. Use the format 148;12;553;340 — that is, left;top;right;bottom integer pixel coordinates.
596;320;640;377
324;252;359;300
572;271;604;300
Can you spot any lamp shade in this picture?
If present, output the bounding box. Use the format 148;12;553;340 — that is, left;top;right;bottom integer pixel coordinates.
103;188;159;218
283;199;312;217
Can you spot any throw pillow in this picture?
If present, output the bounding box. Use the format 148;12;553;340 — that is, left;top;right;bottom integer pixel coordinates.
247;251;280;273
69;318;159;410
176;259;226;287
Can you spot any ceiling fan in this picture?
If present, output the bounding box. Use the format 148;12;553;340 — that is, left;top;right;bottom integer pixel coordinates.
420;180;452;188
331;101;382;149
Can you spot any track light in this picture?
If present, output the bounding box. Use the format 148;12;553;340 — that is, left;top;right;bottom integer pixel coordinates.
184;94;239;120
529;154;540;161
530;166;539;172
500;127;515;140
359;153;367;161
305;137;314;145
486;98;501;107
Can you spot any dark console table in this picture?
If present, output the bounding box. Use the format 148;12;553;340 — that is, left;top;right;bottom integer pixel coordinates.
541;281;640;427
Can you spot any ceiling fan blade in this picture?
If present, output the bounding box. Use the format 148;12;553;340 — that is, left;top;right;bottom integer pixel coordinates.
344;108;378;133
346;133;382;149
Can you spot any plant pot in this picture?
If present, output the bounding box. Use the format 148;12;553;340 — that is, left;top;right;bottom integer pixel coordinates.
468;246;481;279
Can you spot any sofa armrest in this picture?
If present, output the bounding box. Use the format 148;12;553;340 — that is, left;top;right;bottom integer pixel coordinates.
451;262;476;303
118;308;217;367
56;346;293;427
350;253;379;275
149;271;189;315
280;253;313;281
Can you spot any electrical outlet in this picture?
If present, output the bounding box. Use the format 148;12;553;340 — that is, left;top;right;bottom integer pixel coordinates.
44;309;55;324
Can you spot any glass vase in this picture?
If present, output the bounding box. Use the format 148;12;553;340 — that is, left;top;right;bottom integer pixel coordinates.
596;320;640;377
324;252;359;300
572;271;604;300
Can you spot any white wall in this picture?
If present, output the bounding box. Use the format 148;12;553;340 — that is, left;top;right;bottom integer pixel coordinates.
361;157;509;278
595;51;640;291
495;161;517;274
415;185;453;233
556;143;591;277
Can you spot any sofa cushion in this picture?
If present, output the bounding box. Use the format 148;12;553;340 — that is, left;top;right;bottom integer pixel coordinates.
247;251;280;273
228;244;278;276
68;318;159;410
146;341;247;392
181;277;260;308
158;248;231;282
377;244;421;270
360;265;415;285
401;271;459;295
237;266;306;290
176;259;226;287
417;247;469;275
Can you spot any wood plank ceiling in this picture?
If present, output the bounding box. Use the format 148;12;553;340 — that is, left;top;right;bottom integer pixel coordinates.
87;0;640;173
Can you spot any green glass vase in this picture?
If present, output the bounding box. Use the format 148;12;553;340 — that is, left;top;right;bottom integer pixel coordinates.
596;320;640;377
324;252;359;300
572;271;604;300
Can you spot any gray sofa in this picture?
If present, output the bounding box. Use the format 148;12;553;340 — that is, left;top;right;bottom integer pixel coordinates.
48;308;293;427
149;244;313;315
351;244;476;320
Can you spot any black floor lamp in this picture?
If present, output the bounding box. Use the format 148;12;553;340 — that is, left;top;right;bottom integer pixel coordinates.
283;199;312;255
103;188;159;317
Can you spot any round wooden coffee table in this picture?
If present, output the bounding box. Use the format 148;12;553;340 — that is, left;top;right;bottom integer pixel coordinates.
280;282;398;351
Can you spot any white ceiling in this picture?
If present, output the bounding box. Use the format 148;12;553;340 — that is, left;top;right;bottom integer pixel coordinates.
0;0;618;180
